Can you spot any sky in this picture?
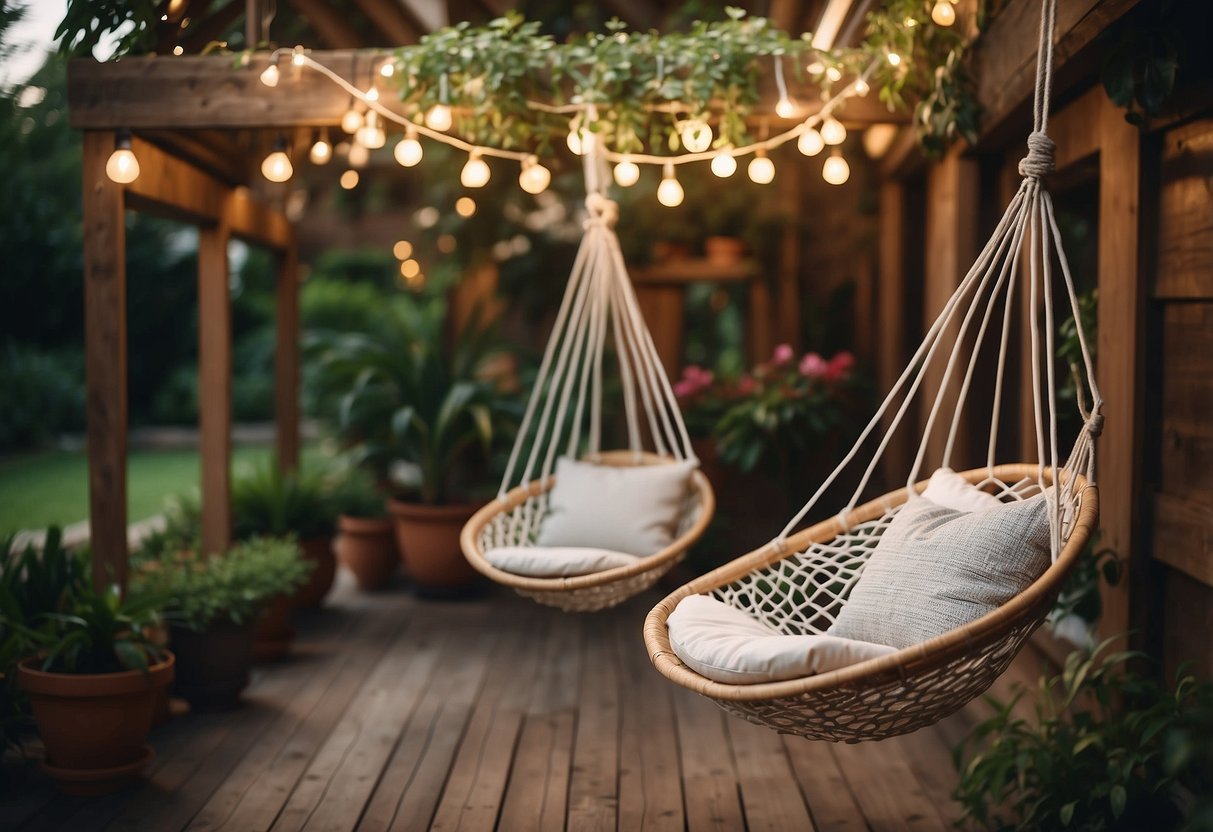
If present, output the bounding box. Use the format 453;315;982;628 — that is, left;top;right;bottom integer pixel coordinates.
0;1;121;90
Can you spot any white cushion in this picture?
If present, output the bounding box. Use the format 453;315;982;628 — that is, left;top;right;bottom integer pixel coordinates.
921;467;1004;512
485;545;640;578
668;595;896;685
829;485;1050;650
535;457;695;557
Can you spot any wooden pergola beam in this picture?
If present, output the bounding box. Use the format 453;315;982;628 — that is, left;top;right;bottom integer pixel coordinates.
285;0;364;48
349;0;422;44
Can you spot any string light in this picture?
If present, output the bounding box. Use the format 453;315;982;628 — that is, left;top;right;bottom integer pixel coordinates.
259;61;280;87
519;155;552;194
348;142;369;168
826;67;842;82
887;52;902;66
425;103;453;132
261;138;293;183
679;119;713;152
105;129;139;183
820;116;847;145
291;46;305;67
822;152;850;185
613;156;640;187
460;150;491;188
747;150;775;184
566;118;591;156
710;150;737;177
400;258;421;279
309;132;332;165
341;99;364;134
356;111;386;149
774;96;797;119
455;196;477;217
798;126;825;156
806;61;825;74
931;0;956;27
365;86;380;102
393;240;413;259
380;61;395;77
657;163;683;207
340;169;360;188
394;127;423;167
854;78;871;96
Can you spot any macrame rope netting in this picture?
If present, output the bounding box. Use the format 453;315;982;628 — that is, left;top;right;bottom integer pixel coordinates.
769;0;1101;563
493;134;698;546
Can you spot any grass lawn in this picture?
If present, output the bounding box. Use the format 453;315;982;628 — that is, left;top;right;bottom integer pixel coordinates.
0;444;324;532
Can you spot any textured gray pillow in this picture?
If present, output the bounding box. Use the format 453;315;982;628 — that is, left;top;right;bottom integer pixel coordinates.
828;492;1050;649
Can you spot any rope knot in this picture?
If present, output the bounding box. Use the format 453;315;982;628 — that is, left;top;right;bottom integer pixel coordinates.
582;193;618;230
1086;411;1104;438
1018;131;1056;179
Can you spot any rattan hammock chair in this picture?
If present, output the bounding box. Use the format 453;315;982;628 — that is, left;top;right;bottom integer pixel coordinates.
645;0;1104;742
461;149;715;612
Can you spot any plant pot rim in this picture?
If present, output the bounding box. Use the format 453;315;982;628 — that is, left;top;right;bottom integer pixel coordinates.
338;513;394;531
18;652;175;697
387;498;484;520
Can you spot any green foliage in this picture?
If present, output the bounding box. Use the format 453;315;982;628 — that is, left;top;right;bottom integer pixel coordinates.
313;297;519;505
130;537;311;633
328;469;389;519
1051;533;1121;627
0;342;85;451
230;462;338;543
34;584;166;675
953;642;1213;831
56;0;159;58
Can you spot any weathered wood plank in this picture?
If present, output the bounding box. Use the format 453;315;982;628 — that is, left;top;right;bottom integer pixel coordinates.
1153;494;1213;587
670;690;746;832
82;131;129;591
782;738;867;832
565;619;622;832
1156;120;1213;300
726;718;816;832
831;740;948;831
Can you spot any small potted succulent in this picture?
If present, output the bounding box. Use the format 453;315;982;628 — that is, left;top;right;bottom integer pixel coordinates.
130;537;309;711
8;538;172;796
331;473;398;591
231;463;339;609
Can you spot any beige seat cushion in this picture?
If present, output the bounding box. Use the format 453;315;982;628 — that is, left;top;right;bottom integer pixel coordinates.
485;545;640;578
668;595;896;685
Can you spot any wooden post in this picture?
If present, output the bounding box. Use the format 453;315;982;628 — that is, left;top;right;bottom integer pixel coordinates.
276;243;301;472
1095;95;1144;643
82;131;129;591
245;0;262;48
776;159;802;350
198;219;233;556
877;181;910;486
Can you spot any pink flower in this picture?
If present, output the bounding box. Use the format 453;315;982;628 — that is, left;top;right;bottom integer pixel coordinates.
772;343;794;366
799;352;828;379
674;379;696;398
824;351;855;383
735;375;757;395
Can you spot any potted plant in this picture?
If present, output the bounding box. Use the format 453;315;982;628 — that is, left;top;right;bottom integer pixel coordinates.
12;566;171;796
314;297;518;594
331;472;398;591
231;463;338;609
130;537;309;711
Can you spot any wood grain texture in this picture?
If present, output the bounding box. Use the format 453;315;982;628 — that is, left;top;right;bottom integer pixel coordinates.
275;245;301;471
1156;119;1213;299
198;221;233;557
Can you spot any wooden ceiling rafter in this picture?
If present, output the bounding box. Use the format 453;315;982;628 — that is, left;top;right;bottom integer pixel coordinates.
348;0;424;45
284;0;364;48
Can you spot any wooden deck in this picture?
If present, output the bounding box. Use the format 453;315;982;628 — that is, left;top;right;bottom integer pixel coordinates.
3;571;1044;831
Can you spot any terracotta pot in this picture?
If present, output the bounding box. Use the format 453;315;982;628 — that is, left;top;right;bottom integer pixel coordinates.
290;536;336;608
18;652;174;795
336;515;398;591
252;594;295;662
387;499;482;594
169;619;254;712
704;235;746;265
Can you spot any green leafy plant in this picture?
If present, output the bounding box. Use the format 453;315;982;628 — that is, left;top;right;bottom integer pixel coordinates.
130;537;311;633
953;641;1213;831
230;462;338;542
34;583;166;675
313;297;519;505
329;470;389;520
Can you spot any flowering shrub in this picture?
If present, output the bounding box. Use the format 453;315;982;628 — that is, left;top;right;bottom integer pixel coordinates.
675;344;864;474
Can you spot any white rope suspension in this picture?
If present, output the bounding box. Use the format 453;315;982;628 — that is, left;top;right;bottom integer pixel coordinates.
497;139;697;519
775;0;1103;563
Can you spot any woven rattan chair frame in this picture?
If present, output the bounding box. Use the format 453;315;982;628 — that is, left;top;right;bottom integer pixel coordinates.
643;464;1097;742
462;450;716;612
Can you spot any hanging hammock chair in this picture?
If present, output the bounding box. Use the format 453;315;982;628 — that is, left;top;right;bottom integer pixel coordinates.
644;0;1104;742
461;150;715;613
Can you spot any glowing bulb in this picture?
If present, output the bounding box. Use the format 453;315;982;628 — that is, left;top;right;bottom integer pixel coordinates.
460;151;491;188
775;96;797;119
261;143;293;183
711;151;737;178
748;153;775;184
798;127;825;157
365;86;379;102
105;143;139;184
657;164;684;207
613;158;640;187
826;67;842;83
823;154;850;185
679;119;712;153
820;117;847;146
425;103;452;131
380;61;395;77
340;170;359;189
394;135;423;167
566;122;590;156
355;111;385;149
400;258;421;279
347;142;369;168
854;78;871;97
888;52;902;66
931;0;956;26
393;240;413;260
519;156;551;194
172;45;183;56
309;138;331;165
341;106;364;134
807;61;825;74
455;196;477;217
291;47;305;66
259;63;279;87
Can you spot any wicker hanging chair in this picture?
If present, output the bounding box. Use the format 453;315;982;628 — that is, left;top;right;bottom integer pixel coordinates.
644;0;1104;741
462;149;715;613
